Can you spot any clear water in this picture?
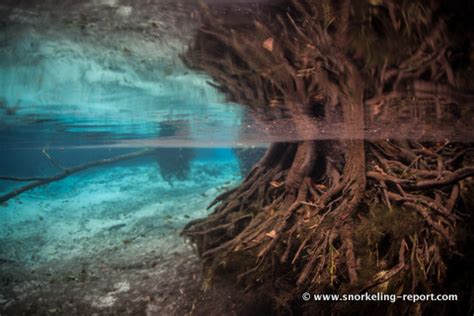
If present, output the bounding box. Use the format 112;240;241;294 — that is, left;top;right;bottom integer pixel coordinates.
0;2;255;312
0;0;256;250
0;1;472;314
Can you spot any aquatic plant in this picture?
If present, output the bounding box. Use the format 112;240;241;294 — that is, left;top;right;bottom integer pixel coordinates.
181;0;474;314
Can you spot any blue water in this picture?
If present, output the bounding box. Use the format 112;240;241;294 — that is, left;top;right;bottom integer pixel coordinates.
0;20;246;148
0;1;258;280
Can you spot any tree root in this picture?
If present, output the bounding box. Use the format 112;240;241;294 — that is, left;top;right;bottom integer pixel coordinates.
181;0;474;313
183;139;473;307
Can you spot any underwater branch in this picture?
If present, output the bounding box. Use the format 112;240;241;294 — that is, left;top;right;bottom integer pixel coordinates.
0;148;158;204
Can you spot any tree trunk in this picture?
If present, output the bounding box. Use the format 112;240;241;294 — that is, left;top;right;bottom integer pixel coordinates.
181;0;474;313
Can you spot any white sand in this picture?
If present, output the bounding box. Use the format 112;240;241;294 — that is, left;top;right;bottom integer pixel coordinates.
0;159;241;266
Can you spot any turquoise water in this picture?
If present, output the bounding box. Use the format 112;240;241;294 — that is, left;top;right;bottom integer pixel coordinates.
0;3;265;313
0;9;248;240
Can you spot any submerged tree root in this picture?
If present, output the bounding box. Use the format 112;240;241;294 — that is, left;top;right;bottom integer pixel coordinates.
183;139;473;309
180;0;474;314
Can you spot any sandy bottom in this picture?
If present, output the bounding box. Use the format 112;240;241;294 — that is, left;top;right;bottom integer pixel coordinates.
0;160;269;315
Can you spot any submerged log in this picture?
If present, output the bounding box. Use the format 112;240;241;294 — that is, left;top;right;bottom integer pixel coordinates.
0;149;157;204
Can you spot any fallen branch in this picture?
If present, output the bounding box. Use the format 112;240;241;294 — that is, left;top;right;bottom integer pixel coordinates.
0;176;51;182
0;148;157;204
